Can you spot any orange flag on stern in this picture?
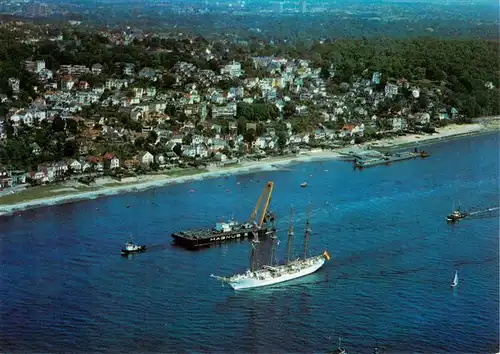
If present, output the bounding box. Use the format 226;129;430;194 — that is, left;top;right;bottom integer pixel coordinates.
323;250;331;261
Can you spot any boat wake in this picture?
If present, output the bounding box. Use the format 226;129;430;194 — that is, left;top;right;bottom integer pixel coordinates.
468;206;499;216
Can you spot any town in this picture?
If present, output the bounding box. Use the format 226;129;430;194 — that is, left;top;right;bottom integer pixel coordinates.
0;20;498;194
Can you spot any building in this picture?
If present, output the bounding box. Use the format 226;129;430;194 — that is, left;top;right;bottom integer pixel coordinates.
211;103;237;119
220;61;242;78
91;63;103;76
138;151;154;165
103;153;120;169
8;78;20;94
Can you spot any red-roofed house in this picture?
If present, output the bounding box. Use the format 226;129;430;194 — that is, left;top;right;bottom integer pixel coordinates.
78;81;89;90
87;156;104;171
60;75;74;91
339;124;364;138
103;152;120;170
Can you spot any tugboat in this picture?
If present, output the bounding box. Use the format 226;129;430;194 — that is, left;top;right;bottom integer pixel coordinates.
446;207;468;222
121;241;147;256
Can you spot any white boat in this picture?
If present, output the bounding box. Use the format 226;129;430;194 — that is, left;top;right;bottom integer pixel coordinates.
451;270;458;287
212;207;330;290
300;182;308;187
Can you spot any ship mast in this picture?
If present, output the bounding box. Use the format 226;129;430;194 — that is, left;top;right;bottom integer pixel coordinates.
269;232;277;266
303;206;311;260
286;207;294;264
250;235;258;272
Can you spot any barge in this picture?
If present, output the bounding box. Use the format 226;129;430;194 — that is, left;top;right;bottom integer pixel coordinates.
354;149;430;168
172;181;276;249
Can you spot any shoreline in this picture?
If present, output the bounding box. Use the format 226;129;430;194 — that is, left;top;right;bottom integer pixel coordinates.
0;122;498;216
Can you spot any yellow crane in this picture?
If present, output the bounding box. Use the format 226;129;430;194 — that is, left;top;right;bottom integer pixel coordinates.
248;181;274;227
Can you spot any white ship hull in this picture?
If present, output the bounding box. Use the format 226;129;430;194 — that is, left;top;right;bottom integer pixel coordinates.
225;255;326;290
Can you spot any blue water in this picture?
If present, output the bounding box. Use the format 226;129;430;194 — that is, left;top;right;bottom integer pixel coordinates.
1;133;499;353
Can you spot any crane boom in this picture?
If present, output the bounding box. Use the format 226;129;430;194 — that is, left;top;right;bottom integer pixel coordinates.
248;181;274;227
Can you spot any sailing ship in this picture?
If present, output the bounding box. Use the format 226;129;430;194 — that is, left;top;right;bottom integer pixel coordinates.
451;270;458;287
211;207;330;290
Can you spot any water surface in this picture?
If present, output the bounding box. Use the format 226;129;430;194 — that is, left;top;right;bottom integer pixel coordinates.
1;133;499;352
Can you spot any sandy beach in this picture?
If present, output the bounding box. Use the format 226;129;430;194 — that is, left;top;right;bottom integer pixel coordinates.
0;122;498;215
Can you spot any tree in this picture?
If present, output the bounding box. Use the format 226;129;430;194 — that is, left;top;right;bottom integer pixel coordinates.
244;128;256;144
63;140;78;157
52;115;65;132
147;130;158;144
277;130;288;150
66;119;78;135
182;133;193;145
283;101;296;119
161;74;176;89
134;137;146;149
173;143;183;156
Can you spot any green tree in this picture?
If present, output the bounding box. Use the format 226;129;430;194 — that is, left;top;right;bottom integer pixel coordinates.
244;128;256;144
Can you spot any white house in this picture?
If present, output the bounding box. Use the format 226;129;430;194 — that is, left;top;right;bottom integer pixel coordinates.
391;117;407;131
384;83;398;97
68;159;82;172
104;153;120;169
138;151;154;165
80;160;92;172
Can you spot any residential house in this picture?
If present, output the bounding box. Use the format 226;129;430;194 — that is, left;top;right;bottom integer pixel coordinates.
166;152;179;163
138;151;154;166
211;103;237;119
339;124;356;138
138;67;157;81
67;159;82;173
391;117;408;131
55;161;69;176
103;153;120;170
415;112;431;125
78;81;89;90
384;83;398;97
0;170;13;188
155;154;166;166
87;156;104;172
30;143;42;155
60;75;75;91
91;63;103;75
8;78;20;94
214;152;228;162
220;61;242;78
80;160;91;172
28;170;47;183
438;109;449;120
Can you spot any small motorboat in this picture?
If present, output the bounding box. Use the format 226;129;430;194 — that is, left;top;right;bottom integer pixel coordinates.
446;208;468;222
329;337;347;354
121;241;147;256
300;182;308;188
451;270;458;287
414;147;431;158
